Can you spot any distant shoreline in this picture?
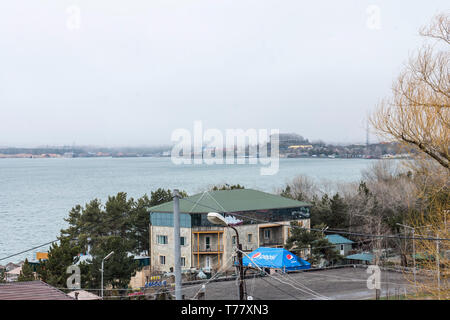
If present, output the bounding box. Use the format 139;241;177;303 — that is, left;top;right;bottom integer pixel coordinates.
0;154;411;160
0;140;411;160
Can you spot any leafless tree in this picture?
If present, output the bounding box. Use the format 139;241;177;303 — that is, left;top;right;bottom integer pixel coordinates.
370;13;449;170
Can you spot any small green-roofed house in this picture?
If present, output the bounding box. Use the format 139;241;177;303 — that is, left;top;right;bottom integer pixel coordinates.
325;234;354;256
147;189;312;274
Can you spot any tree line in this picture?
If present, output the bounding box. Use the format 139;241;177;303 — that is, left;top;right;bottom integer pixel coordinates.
16;188;185;294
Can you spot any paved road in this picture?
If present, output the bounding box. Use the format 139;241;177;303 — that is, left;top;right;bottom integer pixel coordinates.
177;267;415;300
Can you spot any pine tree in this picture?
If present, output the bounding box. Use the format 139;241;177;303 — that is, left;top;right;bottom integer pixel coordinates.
149;188;187;206
18;259;35;282
285;222;342;266
0;269;7;283
211;184;245;191
37;239;81;288
86;236;139;293
53;188;188;294
130;195;152;255
329;193;349;229
310;194;331;226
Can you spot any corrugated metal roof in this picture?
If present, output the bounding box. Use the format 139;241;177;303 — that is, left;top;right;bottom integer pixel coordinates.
67;290;101;300
149;189;311;214
325;234;354;244
0;280;74;300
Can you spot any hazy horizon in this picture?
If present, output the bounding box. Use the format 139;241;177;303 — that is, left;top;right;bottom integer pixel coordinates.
1;1;448;147
0;138;374;149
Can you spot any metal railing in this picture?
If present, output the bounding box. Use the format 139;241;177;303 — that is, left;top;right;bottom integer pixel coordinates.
193;244;224;253
192;226;225;232
259;238;283;247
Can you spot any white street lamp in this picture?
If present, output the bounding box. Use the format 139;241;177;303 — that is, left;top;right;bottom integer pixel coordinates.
101;251;114;299
207;212;228;226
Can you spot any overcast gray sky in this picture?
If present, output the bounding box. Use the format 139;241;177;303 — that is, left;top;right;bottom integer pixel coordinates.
0;0;448;147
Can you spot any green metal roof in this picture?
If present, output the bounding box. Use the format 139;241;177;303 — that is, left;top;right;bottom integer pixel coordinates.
325;234;354;244
148;189;311;214
345;253;374;262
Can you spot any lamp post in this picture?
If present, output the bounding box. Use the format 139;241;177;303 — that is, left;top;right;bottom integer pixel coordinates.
207;212;245;300
101;251;114;299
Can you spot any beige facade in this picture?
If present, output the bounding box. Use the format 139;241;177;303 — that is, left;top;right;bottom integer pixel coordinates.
150;225;193;272
129;266;150;289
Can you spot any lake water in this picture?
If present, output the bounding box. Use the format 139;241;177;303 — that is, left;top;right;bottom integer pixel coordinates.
0;157;387;263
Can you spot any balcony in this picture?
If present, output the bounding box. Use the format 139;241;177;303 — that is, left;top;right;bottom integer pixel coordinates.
259;238;283;247
242;244;258;252
192;226;224;233
193;243;224;253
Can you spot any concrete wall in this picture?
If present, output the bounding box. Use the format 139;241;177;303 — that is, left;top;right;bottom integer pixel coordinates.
129;266;152;289
334;243;352;256
221;224;260;270
150;225;192;272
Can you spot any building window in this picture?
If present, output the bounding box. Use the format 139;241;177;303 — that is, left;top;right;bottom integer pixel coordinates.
157;235;168;245
264;229;271;239
159;256;166;265
232;236;236;245
180;236;186;246
247;234;253;243
205;236;211;250
181;257;186;267
151;212;192;227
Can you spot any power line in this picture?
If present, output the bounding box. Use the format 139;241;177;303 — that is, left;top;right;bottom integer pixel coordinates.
3;191;445;263
191;253;235;299
179;196;450;241
259;276;301;300
274;272;330;299
237;249;328;300
0;239;58;262
286;269;416;287
287;238;373;253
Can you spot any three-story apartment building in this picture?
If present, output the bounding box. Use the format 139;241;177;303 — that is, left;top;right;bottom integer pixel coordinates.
148;189;311;273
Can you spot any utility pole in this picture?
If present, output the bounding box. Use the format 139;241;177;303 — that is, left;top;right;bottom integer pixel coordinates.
230;226;245;300
101;260;104;299
173;189;182;300
436;234;440;300
237;243;245;300
396;223;417;288
412;228;416;287
206;212;246;300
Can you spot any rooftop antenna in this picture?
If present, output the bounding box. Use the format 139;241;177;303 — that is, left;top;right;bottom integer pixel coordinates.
366;119;370;148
